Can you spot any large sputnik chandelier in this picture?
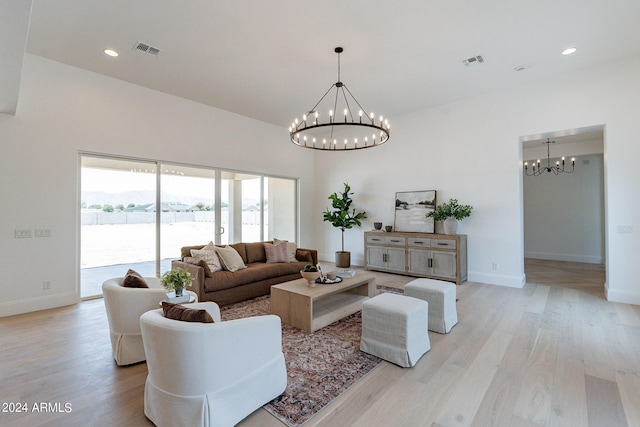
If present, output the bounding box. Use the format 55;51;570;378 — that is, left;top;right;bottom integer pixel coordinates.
289;47;390;151
524;138;575;176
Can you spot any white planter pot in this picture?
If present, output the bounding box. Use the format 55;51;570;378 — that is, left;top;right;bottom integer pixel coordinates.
443;218;458;235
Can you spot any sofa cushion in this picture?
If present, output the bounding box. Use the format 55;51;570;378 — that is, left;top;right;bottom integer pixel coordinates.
245;242;267;264
203;261;308;292
123;269;149;288
216;246;247;272
296;250;314;263
161;302;214;323
264;242;288;263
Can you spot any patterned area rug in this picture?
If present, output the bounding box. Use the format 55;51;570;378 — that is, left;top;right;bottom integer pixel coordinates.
220;285;402;427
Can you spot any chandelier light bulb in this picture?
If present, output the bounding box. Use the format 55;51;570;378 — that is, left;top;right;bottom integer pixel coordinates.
524;138;576;176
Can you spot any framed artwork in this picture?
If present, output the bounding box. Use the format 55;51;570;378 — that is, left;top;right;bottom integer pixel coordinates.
393;190;436;233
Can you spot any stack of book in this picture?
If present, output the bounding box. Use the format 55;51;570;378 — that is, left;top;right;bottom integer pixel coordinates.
336;269;356;278
165;293;191;303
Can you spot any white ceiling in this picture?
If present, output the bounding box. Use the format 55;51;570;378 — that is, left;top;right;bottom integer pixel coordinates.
4;1;640;128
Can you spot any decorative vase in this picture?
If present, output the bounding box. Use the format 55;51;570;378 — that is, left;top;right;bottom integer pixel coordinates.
300;270;320;287
443;218;458;235
335;251;351;268
175;287;184;297
373;222;382;230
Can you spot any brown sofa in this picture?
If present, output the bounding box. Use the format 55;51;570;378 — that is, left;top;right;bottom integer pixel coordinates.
171;242;318;306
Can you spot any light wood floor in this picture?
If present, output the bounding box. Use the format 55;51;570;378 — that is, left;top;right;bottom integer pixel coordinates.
2;260;638;427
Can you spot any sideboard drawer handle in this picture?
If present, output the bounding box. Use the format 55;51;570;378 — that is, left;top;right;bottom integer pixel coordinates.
372;238;381;242
390;239;400;242
437;242;448;246
414;241;424;244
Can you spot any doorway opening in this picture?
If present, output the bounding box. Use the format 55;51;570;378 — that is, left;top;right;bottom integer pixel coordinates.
521;126;606;293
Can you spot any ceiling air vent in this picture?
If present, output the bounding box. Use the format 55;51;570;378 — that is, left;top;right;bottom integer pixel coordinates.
133;41;160;57
462;55;485;67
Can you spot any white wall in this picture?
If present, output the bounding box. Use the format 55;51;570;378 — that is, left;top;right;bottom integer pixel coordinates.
523;153;604;263
0;55;315;317
314;57;640;305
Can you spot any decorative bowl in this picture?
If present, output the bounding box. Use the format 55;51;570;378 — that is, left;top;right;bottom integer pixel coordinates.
300;270;321;287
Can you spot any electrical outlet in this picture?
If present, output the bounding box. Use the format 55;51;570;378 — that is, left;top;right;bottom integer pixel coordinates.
617;225;633;234
35;229;51;238
492;262;499;271
14;229;32;239
43;281;51;290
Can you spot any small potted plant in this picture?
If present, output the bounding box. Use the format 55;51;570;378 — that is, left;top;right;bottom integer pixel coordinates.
426;198;473;235
161;268;192;297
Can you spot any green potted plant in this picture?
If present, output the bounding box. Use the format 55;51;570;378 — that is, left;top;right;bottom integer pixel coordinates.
426;198;473;235
161;268;192;297
322;182;367;268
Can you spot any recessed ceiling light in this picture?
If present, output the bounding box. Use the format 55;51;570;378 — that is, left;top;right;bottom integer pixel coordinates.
561;47;577;56
104;49;119;57
514;65;526;72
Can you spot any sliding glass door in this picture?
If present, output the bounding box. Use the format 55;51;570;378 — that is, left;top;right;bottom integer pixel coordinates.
80;154;298;298
80;156;157;298
160;165;216;274
265;177;296;241
221;172;262;243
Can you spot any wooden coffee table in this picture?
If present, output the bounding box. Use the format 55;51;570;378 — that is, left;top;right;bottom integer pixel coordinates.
271;273;376;332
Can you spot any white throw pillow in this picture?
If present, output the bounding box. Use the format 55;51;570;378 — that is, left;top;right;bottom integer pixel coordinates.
215;246;246;272
273;238;297;262
190;241;223;272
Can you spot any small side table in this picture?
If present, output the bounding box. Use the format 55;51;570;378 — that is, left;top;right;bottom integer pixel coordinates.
159;291;197;306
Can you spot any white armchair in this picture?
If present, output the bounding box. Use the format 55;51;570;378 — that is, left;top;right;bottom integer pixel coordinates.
140;302;287;427
102;277;197;366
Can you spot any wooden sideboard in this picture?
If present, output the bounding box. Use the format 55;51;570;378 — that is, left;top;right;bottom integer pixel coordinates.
364;231;467;284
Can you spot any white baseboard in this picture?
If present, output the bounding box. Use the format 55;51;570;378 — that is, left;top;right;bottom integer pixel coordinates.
468;271;526;288
0;292;79;318
524;251;603;264
318;252;365;267
605;283;640;305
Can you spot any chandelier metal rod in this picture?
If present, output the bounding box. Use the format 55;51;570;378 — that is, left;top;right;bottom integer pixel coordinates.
523;138;575;176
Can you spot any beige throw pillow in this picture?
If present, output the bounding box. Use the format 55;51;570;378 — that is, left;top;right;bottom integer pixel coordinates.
215;245;246;272
273;238;298;262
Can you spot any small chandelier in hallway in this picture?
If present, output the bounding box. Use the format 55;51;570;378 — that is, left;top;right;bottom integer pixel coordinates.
524;138;575;176
289;47;390;151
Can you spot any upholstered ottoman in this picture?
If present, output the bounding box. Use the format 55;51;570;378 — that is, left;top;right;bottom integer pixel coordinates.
360;293;430;368
405;278;458;334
